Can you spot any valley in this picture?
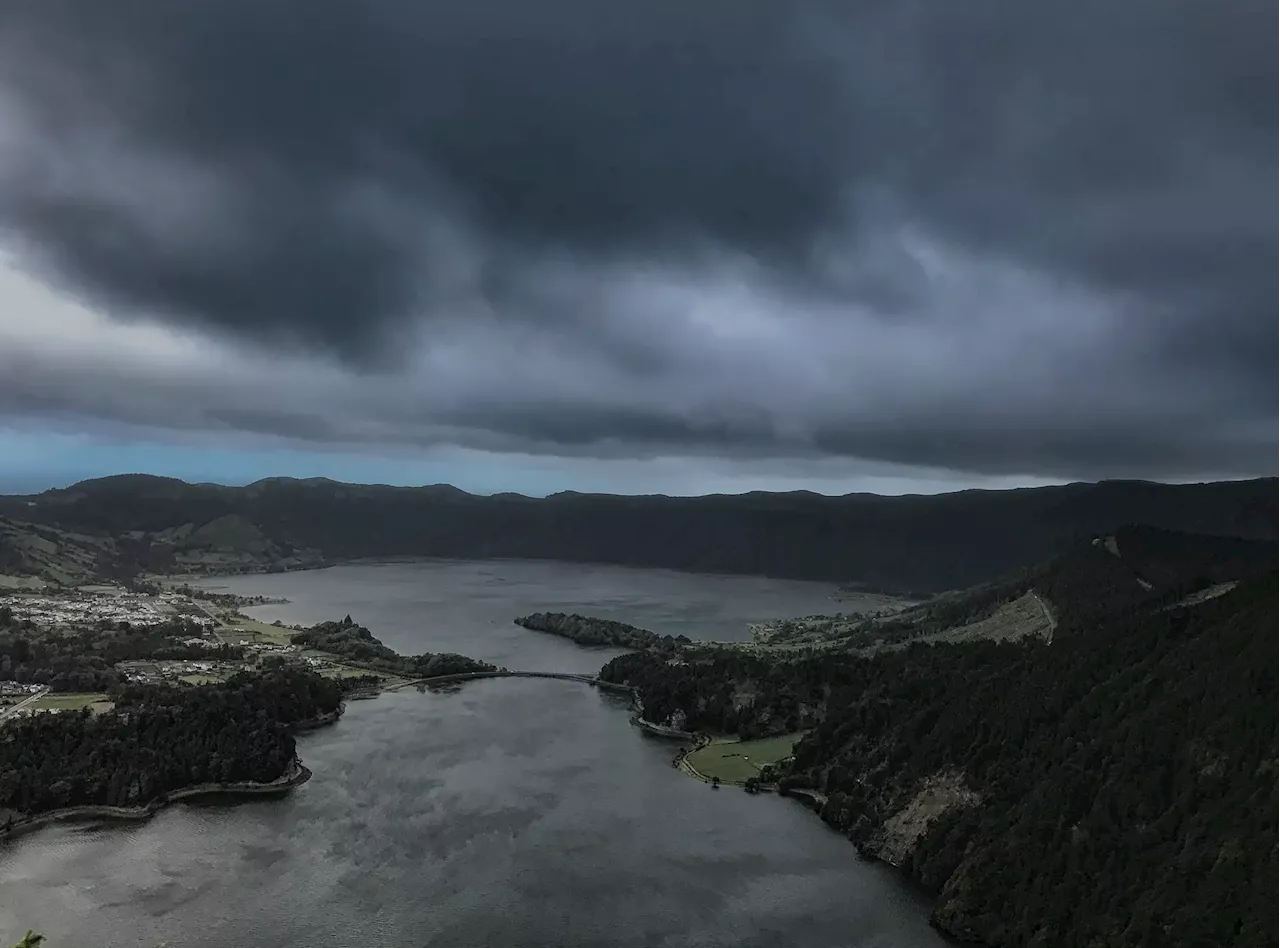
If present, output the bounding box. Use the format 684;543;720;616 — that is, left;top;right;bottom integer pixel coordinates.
1;483;1275;948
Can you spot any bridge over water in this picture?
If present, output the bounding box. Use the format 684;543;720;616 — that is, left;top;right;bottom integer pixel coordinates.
386;670;635;694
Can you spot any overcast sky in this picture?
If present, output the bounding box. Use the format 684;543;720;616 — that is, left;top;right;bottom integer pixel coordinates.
0;0;1274;496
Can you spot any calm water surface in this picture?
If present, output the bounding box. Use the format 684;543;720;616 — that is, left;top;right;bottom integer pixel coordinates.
0;561;945;948
215;558;856;668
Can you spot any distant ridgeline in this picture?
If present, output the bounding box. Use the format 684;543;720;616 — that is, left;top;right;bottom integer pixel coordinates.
599;531;1279;947
514;613;690;651
0;474;1275;591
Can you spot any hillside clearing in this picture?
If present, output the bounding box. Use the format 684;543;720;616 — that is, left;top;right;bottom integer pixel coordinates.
31;693;113;712
684;733;804;784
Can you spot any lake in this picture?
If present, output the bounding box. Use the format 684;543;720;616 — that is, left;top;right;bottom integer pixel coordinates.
0;560;946;947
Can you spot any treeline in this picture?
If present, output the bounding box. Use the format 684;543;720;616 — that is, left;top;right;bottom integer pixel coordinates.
167;584;286;607
0;616;241;693
290;616;495;679
599;575;1278;947
514;612;690;650
600;649;832;737
0;668;342;819
825;524;1276;650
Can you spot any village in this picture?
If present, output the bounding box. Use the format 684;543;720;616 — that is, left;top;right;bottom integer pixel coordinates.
0;588;216;630
116;641;353;687
0;585;381;720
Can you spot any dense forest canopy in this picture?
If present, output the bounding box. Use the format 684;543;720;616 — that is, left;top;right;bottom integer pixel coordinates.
0;668;342;820
601;561;1279;947
290;617;496;679
515;613;690;650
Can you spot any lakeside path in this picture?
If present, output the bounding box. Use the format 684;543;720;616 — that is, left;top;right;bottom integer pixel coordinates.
1;760;313;844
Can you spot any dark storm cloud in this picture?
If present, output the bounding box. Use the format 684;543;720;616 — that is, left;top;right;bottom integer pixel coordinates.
0;0;1274;480
0;0;868;352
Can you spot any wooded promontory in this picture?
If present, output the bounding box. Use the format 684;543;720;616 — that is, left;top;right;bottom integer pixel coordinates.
514;612;689;650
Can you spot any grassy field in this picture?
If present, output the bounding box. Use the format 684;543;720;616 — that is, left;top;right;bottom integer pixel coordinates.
180;674;226;685
317;665;383;679
685;733;805;784
221;617;297;645
914;590;1054;647
31;693;113;712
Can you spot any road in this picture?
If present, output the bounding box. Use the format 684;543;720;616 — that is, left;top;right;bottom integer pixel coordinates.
1028;591;1057;644
0;686;50;723
189;600;227;643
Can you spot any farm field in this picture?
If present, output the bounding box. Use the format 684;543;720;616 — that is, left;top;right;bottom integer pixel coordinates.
31;693;113;712
684;733;804;784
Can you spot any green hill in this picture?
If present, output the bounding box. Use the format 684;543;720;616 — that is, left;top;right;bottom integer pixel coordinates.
751;524;1278;649
600;531;1279;947
0;516;119;588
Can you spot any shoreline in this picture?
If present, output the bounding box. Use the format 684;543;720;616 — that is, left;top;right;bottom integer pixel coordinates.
291;708;343;730
1;759;314;844
1;708;340;845
4;671;955;940
630;715;698;740
8;563;954;935
666;734;953;936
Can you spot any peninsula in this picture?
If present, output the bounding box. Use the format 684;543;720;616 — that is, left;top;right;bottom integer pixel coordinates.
514;612;689;650
0;595;497;842
0;667;340;838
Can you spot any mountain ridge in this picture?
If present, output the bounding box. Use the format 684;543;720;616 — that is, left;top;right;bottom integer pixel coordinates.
1;475;1274;592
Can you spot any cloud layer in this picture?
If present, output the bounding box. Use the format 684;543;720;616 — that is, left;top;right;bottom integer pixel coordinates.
0;0;1275;486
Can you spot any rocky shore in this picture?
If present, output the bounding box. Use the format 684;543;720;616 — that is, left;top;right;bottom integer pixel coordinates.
631;715;698;740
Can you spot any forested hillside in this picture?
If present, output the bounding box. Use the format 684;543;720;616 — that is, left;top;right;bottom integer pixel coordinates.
1;475;1274;592
0;668;341;821
754;524;1277;650
601;564;1278;946
290;617;496;678
0;517;120;587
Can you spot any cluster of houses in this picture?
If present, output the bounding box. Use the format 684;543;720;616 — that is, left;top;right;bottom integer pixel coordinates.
0;682;43;698
0;682;51;719
116;659;232;684
115;642;340;685
0;590;214;629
